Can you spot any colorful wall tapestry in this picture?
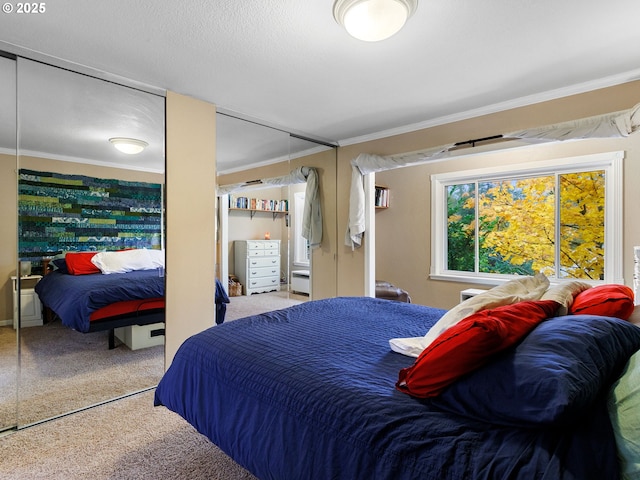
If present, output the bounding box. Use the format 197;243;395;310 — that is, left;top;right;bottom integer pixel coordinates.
18;169;163;273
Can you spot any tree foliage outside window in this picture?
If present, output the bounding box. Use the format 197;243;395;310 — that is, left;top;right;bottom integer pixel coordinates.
446;170;605;280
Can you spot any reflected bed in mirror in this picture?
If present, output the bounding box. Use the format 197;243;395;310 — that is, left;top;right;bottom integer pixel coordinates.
13;57;166;427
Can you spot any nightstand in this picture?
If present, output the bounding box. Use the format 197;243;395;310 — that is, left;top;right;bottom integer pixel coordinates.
11;275;43;328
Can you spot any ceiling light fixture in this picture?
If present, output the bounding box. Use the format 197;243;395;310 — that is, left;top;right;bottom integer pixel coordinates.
333;0;417;42
109;137;149;155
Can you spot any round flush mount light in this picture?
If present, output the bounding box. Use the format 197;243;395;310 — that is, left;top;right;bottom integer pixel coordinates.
109;137;149;155
333;0;418;42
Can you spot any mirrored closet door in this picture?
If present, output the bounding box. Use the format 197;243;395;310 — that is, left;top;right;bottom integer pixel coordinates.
0;53;17;433
216;114;293;317
216;113;338;310
16;58;165;427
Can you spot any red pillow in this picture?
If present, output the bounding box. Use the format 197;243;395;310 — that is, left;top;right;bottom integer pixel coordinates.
569;284;635;320
396;300;559;398
65;252;100;275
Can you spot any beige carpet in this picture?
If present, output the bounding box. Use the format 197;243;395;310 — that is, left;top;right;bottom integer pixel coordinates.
1;290;305;479
0;390;258;480
0;321;163;427
224;289;306;322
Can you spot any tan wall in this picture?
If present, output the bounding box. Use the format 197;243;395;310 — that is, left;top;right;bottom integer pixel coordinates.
165;91;217;366
0;154;163;323
337;80;640;309
19;156;164;182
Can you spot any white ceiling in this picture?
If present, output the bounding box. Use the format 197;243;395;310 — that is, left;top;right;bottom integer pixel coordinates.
1;0;640;172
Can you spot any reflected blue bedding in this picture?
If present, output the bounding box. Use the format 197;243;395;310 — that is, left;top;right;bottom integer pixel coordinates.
35;270;165;332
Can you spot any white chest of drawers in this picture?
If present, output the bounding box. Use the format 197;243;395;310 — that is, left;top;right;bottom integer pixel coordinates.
234;240;281;295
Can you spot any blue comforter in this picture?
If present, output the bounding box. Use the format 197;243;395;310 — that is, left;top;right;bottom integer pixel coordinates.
155;296;623;480
35;270;165;332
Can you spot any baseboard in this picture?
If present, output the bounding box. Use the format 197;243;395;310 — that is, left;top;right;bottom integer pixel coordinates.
0;319;13;327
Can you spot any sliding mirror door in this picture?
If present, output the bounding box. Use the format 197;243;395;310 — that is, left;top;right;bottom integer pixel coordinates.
0;53;17;432
216;114;294;320
16;58;165;427
216;113;337;315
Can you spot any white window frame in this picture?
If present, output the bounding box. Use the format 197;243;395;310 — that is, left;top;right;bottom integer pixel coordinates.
293;191;310;267
431;151;624;285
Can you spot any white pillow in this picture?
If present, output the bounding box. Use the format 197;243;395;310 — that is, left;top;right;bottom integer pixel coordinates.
389;273;550;358
421;273;550;347
147;249;165;268
91;249;156;274
540;281;592;316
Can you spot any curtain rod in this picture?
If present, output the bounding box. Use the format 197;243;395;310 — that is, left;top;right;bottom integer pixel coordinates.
453;134;504;148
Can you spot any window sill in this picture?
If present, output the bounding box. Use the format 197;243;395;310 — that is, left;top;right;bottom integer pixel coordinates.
429;273;502;287
430;272;608;287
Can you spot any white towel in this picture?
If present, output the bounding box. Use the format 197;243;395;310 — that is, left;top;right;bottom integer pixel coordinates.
389;336;428;358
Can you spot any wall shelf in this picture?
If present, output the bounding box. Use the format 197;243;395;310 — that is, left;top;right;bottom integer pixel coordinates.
229;208;288;220
375;185;389;209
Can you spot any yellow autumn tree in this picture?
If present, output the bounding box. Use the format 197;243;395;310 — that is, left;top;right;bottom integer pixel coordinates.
558;171;605;280
475;171;604;280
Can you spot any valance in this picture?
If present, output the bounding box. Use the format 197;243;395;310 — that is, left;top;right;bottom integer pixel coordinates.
345;102;640;249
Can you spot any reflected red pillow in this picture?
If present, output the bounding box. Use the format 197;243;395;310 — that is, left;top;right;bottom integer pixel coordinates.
569;284;635;320
396;300;559;398
65;252;100;275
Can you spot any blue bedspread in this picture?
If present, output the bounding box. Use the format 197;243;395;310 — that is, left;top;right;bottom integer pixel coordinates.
154;297;620;480
35;270;165;332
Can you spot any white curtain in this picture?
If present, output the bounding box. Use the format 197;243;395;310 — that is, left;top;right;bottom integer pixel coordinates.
219;166;323;248
345;146;454;249
345;102;640;248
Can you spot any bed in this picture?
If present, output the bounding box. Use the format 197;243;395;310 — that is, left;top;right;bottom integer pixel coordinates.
35;249;231;348
35;267;165;349
154;285;640;480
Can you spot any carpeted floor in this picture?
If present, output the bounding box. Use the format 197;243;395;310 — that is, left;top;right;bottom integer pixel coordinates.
224;289;306;322
0;321;164;427
0;390;258;480
1;290;305;479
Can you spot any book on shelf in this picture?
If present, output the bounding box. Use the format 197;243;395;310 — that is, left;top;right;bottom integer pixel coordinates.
374;186;389;208
229;195;288;212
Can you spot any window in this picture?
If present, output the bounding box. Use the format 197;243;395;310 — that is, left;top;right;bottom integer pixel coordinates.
431;151;623;284
293;191;310;266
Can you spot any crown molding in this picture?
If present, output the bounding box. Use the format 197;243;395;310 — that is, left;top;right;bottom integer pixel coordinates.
338;68;640;147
